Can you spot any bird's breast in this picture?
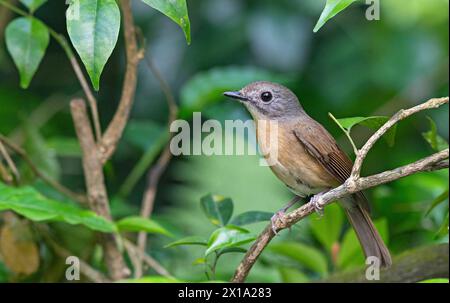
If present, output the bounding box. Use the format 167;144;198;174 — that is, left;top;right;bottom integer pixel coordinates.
256;120;336;196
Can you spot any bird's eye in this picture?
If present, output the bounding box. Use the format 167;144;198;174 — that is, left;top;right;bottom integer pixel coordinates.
261;91;273;102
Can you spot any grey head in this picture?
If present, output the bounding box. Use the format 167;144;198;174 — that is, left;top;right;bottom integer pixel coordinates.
223;81;304;120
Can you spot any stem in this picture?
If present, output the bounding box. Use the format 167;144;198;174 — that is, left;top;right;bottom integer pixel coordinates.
329;112;359;155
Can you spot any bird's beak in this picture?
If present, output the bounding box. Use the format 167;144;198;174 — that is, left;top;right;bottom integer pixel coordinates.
223;91;248;102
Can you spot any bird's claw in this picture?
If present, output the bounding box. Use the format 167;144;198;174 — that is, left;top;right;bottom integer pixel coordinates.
271;210;286;235
310;193;325;217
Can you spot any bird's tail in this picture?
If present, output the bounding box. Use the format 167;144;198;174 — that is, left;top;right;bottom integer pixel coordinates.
344;203;392;268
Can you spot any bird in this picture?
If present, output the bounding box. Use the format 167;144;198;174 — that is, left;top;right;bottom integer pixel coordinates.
224;81;392;268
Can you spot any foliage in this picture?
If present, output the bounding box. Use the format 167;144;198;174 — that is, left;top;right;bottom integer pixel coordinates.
0;0;448;283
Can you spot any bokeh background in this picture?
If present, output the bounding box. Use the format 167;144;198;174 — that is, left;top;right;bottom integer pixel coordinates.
0;0;448;282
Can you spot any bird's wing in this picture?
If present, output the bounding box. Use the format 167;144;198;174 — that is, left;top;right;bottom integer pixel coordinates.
293;119;370;211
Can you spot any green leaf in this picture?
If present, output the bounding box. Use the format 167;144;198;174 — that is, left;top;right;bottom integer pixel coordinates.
335;116;398;147
0;183;116;233
165;236;208;248
310;203;344;252
278;267;309;283
426;189;449;216
141;0;191;44
205;225;256;256
218;247;247;256
20;0;47;13
179;66;292;117
200;194;234;227
230;211;273;226
116;216;172;237
269;242;328;277
5;17;49;89
337;218;389;270
422;117;449;151
66;0;121;91
269;242;329;277
314;0;358;32
435;212;449;238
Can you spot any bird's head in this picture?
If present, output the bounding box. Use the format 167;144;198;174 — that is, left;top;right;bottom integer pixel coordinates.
224;81;303;120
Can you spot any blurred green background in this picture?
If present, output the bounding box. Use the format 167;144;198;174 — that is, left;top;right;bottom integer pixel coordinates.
0;0;448;282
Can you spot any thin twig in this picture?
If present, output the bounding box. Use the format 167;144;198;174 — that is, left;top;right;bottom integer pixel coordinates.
232;97;449;283
0;139;20;181
134;55;179;278
99;0;144;163
0;134;88;205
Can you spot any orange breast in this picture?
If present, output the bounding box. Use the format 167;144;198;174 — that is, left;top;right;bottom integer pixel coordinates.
256;120;337;196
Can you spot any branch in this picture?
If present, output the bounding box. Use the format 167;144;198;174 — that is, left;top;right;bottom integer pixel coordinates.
99;0;144;163
320;244;449;283
232;97;449;283
70;99;130;280
134;55;179;278
351;97;449;179
0;138;19;182
0;134;88;205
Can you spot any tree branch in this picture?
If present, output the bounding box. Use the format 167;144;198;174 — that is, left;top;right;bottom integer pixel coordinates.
232;97;449;283
320;244;449;283
70;99;130;280
99;0;144;163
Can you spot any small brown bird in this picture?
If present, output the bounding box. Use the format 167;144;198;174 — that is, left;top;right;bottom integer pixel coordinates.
224;81;392;268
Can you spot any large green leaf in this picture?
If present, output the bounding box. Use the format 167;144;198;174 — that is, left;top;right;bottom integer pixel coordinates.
141;0;191;44
165;236;208;248
20;0;47;12
314;0;358;32
66;0;121;91
205;225;255;256
179;66;292;117
422;117;448;152
0;183;116;233
269;242;328;277
337;218;389;270
335;116;398;147
230;211;273;226
310;203;344;253
116;216;172;237
5;17;49;89
200;194;234;227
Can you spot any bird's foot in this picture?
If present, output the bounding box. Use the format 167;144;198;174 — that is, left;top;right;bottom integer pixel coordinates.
310;192;327;217
271;210;286;235
271;196;302;235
